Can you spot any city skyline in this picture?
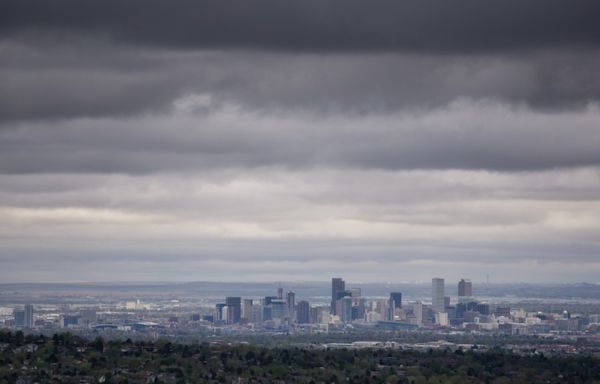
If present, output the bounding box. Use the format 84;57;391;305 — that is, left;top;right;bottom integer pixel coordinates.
1;0;600;283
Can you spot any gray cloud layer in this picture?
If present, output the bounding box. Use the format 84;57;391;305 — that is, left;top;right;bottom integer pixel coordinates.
1;1;599;282
2;101;600;174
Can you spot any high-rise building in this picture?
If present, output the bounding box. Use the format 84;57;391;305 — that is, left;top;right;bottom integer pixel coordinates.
340;296;353;323
351;288;361;305
356;297;367;321
388;292;402;321
331;278;345;315
223;306;232;324
335;290;351;317
251;304;263;323
270;299;286;319
215;303;226;322
432;278;445;313
277;287;283;300
458;279;472;297
413;302;424;326
286;291;295;320
225;297;241;323
24;304;34;328
297;300;310;324
13;309;25;328
242;299;253;321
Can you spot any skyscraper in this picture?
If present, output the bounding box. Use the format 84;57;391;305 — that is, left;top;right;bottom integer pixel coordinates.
351;287;361;305
24;304;34;328
297;300;310;324
340;296;353;323
286;291;295;320
215;303;226;322
13;309;25;328
432;278;445;313
242;299;253;321
388;292;402;321
458;279;472;297
331;277;345;315
225;297;241;323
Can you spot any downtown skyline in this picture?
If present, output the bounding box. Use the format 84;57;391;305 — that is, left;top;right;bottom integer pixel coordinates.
1;0;600;283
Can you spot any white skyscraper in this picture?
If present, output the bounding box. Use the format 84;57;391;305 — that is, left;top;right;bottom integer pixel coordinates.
432;278;445;313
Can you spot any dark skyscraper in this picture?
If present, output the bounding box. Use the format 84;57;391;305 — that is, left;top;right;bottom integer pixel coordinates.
331;277;345;315
225;297;241;323
388;292;402;320
458;279;473;297
297;300;310;324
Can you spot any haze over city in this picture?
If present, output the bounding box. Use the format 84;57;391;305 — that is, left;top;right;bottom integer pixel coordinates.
1;0;600;283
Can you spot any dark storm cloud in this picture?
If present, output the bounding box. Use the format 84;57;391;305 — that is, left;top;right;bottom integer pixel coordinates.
2;44;600;123
1;0;600;53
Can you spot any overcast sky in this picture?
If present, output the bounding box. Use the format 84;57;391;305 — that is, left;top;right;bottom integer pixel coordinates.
1;0;600;283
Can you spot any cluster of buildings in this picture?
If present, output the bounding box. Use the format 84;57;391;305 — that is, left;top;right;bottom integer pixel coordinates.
203;277;599;335
4;277;600;337
202;277;474;328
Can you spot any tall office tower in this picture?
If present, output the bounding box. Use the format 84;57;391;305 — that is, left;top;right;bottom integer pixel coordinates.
223;306;233;324
341;296;353;323
297;300;310;324
270;299;286;319
335;290;352;317
388;292;402;321
215;303;226;322
331;278;345;315
432;278;445;313
351;287;361;305
242;299;253;321
413;302;423;326
225;297;242;323
251;304;264;323
286;291;295;320
357;298;367;320
24;304;34;328
13;309;25;328
277;287;283;300
458;279;472;297
374;299;388;319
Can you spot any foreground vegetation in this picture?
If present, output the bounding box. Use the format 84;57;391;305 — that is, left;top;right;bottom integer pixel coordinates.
1;330;599;383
